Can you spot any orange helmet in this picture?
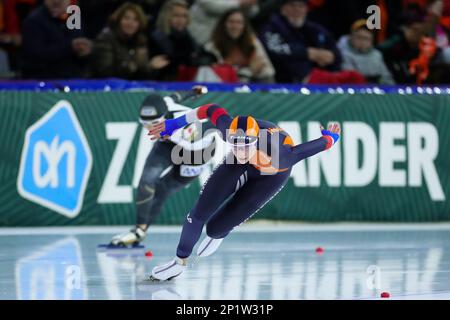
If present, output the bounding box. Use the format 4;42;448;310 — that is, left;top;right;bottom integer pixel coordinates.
227;116;259;145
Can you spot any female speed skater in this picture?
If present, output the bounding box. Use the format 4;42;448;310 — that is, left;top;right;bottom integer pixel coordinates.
109;86;217;247
147;103;340;280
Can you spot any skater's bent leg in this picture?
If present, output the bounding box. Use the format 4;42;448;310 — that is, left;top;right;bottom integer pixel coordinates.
176;158;247;258
110;143;177;246
136;142;175;228
139;170;195;227
176;214;207;258
206;170;291;240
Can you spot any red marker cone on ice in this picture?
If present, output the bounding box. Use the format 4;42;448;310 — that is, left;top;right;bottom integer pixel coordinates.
145;251;153;257
315;247;324;255
381;292;390;298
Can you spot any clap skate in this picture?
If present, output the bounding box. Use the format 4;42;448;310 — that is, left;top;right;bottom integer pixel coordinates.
98;226;146;249
148;257;187;282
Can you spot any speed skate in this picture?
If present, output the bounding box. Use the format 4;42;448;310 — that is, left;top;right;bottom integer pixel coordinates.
98;227;147;249
149;257;188;282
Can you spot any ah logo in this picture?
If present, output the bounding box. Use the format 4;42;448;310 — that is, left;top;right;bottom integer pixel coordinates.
17;100;92;218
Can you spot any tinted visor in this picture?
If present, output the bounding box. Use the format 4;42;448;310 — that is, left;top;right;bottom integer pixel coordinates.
139;115;165;126
227;133;258;145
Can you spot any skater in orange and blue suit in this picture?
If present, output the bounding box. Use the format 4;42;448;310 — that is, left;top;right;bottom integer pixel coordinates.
148;102;341;281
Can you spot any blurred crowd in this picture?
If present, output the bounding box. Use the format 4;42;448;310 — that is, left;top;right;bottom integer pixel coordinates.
1;0;450;85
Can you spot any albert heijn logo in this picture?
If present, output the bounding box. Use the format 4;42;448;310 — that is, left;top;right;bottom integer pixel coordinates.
17;100;92;218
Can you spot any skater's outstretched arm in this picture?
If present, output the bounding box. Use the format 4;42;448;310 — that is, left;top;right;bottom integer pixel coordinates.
284;123;340;166
148;103;232;141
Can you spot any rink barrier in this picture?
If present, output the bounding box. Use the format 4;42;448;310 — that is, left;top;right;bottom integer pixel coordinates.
0;87;449;225
1;79;450;94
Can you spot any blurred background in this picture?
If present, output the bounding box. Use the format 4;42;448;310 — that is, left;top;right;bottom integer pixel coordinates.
1;0;450;84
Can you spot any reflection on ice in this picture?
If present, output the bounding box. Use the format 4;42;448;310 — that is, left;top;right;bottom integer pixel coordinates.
0;225;448;300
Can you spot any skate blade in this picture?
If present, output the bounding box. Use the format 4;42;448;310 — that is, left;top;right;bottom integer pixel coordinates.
97;243;145;250
147;273;181;282
191;256;200;266
148;275;161;282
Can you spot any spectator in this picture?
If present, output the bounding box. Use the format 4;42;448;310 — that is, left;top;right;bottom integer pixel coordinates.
145;0;194;31
204;8;274;83
78;0;175;39
337;19;395;84
377;4;434;83
78;0;126;40
90;2;167;79
21;0;92;79
188;0;259;45
308;0;376;42
149;0;198;81
0;1;34;51
1;0;38;44
260;0;341;83
250;0;281;31
436;0;450;62
1;0;38;76
429;0;450;82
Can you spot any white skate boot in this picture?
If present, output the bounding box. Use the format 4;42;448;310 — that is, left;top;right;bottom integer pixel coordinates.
150;257;187;281
110;226;146;247
197;236;224;257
